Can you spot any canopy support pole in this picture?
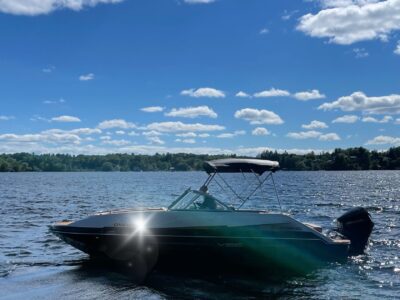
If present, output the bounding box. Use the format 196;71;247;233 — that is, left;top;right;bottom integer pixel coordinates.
271;173;282;212
237;171;272;209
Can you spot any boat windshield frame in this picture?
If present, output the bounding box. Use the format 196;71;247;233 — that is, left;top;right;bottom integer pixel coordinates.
168;189;233;211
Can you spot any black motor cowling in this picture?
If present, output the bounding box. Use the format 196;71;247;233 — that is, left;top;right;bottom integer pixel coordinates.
337;207;374;255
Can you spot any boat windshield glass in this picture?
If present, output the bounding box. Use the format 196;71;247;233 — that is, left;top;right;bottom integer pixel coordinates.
168;190;232;211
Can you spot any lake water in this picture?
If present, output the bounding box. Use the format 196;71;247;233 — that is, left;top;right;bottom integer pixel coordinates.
0;171;399;299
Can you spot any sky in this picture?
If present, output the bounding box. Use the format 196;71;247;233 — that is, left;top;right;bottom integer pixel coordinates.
1;0;400;156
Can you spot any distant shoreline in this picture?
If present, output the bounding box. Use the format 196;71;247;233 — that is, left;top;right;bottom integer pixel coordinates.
1;147;399;172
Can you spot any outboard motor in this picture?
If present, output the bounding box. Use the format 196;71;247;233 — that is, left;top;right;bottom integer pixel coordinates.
337;207;374;255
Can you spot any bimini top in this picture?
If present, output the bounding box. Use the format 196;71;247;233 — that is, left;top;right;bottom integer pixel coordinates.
204;158;279;175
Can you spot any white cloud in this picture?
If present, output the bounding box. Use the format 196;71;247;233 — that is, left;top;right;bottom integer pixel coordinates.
198;133;210;138
259;28;269;34
147;121;225;132
51;115;81;122
176;132;197;138
0;0;123;16
142;130;163;136
319;133;341;141
43;98;65;105
42;65;55;73
353;48;369;58
79;73;94;81
100;136;111;140
332;115;359;123
235;91;251;98
234;108;284;125
216;130;246;139
319;91;400;114
175;138;196;144
297;0;400;45
102;139;130;146
287;130;340;141
395;118;400;124
128;131;139;136
115;130;125;135
140;106;164;113
0;132;81;144
294;89;326;101
0;115;14;121
97;119;136;129
366;135;400;145
302;120;328;129
287;130;322;139
43;128;101;135
183;0;215;4
394;41;400;55
165;106;217;118
362;115;393;123
252;127;271;136
146;136;165;145
253;88;290;98
181;87;225;98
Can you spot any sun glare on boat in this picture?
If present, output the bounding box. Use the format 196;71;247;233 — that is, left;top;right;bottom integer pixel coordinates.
134;218;147;234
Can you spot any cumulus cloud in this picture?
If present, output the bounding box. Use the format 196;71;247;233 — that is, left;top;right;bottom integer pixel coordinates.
234;108;284;125
394;41;400;55
43;98;65;105
362;116;393;123
252;127;271;136
0;0;123;16
97;119;136;129
395;118;400;124
332;115;359;123
294;89;326;101
319;133;341;141
165;106;217;118
287;130;340;141
43;128;101;135
146;136;165;145
140;106;164;113
181;87;225;98
51;115;81;122
366;135;400;145
142;130;163;137
287;130;322;139
0;132;81;144
216;130;246;139
297;0;400;45
259;28;269;34
235;91;251;98
302;120;328;129
0;115;15;121
175;138;196;144
79;73;94;81
319;91;400;114
147;121;225;132
176;132;197;138
102;139;130;146
253;88;290;98
353;48;369;58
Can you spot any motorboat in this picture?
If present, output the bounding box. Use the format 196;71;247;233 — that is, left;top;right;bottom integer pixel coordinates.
50;158;374;275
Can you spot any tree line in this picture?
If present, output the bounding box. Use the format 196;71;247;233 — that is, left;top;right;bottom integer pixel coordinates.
0;147;399;172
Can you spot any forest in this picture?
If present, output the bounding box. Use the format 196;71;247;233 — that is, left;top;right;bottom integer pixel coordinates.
0;147;399;172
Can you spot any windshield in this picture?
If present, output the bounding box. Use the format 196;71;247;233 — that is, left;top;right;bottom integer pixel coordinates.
168;189;232;211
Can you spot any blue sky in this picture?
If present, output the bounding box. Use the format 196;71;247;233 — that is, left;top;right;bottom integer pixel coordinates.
1;0;400;156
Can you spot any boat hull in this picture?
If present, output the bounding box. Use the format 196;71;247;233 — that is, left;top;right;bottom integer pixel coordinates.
51;210;349;274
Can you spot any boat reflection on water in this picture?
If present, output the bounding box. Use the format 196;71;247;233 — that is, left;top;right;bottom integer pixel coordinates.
50;159;374;280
